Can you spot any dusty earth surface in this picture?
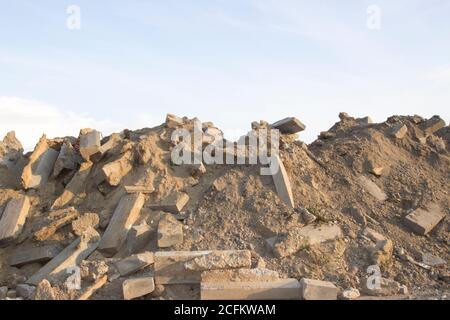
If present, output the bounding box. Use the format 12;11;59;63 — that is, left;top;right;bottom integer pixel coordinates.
0;112;448;300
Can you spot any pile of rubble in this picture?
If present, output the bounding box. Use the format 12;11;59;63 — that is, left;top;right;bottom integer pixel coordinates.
0;112;448;300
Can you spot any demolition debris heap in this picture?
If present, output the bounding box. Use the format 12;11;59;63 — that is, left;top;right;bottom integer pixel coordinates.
0;113;448;300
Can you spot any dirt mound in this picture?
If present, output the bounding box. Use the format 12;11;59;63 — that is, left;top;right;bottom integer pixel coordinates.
0;113;448;300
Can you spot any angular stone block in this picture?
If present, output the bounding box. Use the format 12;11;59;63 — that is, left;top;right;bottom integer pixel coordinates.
201;279;301;300
165;113;184;128
27;232;99;285
115;252;154;276
184;250;252;271
201;268;280;283
300;278;338;300
51;162;93;209
21;135;59;189
271;117;306;134
98;193;145;256
52;140;78;178
149;192;189;214
389;124;408;139
404;204;445;235
9;244;62;267
0;195;31;243
125;222;153;255
420;116;446;136
79;129;101;161
270;155;294;208
101;152;133;186
157;213;183;248
123;277;155;300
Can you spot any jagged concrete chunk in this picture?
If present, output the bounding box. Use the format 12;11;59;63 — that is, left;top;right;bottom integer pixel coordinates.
154;251;212;284
420;116;446;136
300;278;339;300
52;140;78;178
201;268;280;283
184;250;252;272
270;155;295;208
21;135;59;189
165;113;184;128
157;213;183;248
389;123;408;139
0;195;31;243
115;252;154;276
51;162;93;209
125;222;153;255
272;225;342;258
0;131;23;168
123;277;155;300
149;191;189;214
357;176;387;201
201;279;301;300
27;231;100;285
91;133;121;162
34;210;79;241
98;193;145;256
9;244;62;267
101;152;133;186
124;185;155;194
79;129;101;161
404;204;445;235
271;117;306;134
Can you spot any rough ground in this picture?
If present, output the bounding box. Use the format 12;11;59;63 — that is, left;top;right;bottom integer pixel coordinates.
0;112;448;300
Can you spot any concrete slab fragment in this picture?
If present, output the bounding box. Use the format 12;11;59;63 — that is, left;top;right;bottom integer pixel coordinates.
0;195;31;243
404;204;445;235
9;244;62;267
271;117;306;134
270;155;295;208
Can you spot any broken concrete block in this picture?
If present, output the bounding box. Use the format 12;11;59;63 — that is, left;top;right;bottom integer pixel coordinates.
371;239;394;265
154;251;212;284
34;210;79;241
0;195;31;243
357;116;373;125
270;155;295;208
201;279;301;300
0;131;23;168
357;176;387;201
420;116;446;136
165;113;184;128
272;225;342;258
271;117;306;134
201;268;280;283
9;245;62;267
98;193;145;256
51;161;93;209
101;152;133;186
300;278;338;300
79;129;101;161
78;275;107;300
123;277;155;300
157;213;183;248
34;279;57;300
363;228;386;242
91;133;121;162
115;252;154;276
149;191;189;214
363;278;401;296
52;140;79;178
404;204;445;235
389;123;408;139
124;185;155;194
21;135;59;189
125;222;153;255
27;230;100;285
184;250;252;272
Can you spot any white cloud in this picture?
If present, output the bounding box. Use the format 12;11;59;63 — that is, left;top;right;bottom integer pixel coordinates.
424;65;450;85
0;96;122;151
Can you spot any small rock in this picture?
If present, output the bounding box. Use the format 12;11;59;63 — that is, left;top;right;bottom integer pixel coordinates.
16;284;36;300
0;286;8;299
341;288;360;300
422;253;446;267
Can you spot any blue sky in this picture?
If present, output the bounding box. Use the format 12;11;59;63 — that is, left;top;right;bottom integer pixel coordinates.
1;0;449;149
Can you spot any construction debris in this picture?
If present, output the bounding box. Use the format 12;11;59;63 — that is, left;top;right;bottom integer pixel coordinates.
300;278;339;300
98;193;145;256
123;277;155;300
0;195;31;244
404;204;445;235
157;212;183;248
0;113;448;300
